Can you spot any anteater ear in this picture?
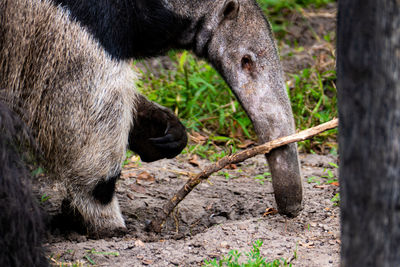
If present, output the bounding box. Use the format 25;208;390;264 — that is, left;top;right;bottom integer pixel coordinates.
219;0;240;21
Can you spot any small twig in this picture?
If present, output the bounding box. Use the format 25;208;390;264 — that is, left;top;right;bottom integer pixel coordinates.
149;118;338;233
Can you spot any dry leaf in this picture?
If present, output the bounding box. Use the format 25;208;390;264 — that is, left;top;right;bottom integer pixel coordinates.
263;207;278;216
121;170;137;180
313;184;329;189
189;131;208;144
123;162;139;169
137;171;155;182
299;241;315;248
135;240;145;247
225;164;237;170
189;155;200;167
330;181;339;186
237;140;256;149
123;155;141;169
142;259;154;265
130;184;146;194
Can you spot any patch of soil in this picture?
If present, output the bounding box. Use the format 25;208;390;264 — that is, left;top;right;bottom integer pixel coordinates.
279;5;336;76
40;153;340;266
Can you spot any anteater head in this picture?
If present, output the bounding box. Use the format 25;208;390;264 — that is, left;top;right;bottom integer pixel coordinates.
169;0;303;216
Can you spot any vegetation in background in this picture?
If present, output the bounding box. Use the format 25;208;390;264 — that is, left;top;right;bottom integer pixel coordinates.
288;68;337;153
50;249;119;266
135;0;337;155
257;0;336;37
260;0;337;153
306;162;338;185
331;192;340;206
258;0;334;10
202;239;294;267
305;161;340;206
136;50;252;139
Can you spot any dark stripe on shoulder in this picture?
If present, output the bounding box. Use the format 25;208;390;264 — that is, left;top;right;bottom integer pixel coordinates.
92;171;120;205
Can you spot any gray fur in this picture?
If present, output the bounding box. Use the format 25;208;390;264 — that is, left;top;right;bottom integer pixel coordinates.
0;0;139;231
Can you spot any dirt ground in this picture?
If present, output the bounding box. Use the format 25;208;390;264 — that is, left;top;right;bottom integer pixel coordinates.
40;5;339;267
42;153;339;266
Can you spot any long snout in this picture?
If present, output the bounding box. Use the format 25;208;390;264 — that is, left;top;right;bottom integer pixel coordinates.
178;0;303;216
203;0;303;216
233;63;303;217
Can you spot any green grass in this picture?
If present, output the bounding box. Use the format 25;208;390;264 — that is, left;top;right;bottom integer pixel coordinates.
202;240;293;267
50;249;119;266
31;166;44;176
288;68;337;153
306;161;338;185
289;69;336;128
331;192;340;206
136;52;337;154
136;50;252;140
135;1;337;155
258;0;335;11
40;193;51;203
257;0;336;37
253;172;272;185
185;139;239;161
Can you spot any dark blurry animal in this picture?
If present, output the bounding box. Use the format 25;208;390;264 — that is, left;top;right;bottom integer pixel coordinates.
0;102;48;266
55;0;303;216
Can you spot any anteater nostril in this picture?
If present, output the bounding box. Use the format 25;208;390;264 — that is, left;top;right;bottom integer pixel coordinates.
241;55;253;71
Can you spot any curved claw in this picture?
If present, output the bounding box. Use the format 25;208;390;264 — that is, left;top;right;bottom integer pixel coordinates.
149;133;176;144
152;139;187;151
163;121;170;135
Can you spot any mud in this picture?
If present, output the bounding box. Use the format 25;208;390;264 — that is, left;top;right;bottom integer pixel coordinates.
38;152;340;266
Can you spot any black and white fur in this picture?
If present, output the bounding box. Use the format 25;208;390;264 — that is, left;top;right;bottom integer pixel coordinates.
55;0;303;217
0;0;186;235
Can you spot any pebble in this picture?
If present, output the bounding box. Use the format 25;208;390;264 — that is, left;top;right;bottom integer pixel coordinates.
220;241;230;249
239;224;247;230
135;240;145;247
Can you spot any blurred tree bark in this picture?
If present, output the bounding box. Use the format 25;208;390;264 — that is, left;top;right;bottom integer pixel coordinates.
337;0;400;266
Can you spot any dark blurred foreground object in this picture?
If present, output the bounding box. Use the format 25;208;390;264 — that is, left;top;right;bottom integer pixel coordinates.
338;1;400;266
0;102;48;267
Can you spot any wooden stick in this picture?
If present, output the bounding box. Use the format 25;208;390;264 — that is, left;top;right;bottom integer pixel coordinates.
149;118;338;233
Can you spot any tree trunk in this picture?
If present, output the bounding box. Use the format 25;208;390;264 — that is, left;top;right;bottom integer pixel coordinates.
337;1;400;266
